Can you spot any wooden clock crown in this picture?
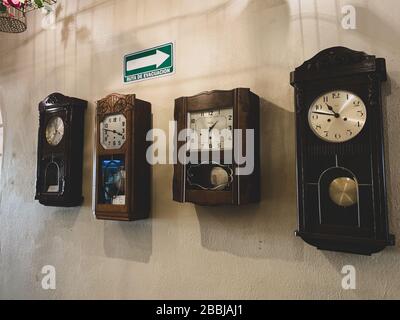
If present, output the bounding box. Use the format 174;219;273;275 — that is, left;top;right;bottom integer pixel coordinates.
97;93;136;115
291;46;387;84
39;92;87;112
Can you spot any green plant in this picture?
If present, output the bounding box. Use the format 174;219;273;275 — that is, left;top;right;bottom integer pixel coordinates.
34;0;44;8
0;3;7;13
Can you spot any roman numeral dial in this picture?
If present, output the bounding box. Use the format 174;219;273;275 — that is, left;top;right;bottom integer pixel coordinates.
308;91;367;143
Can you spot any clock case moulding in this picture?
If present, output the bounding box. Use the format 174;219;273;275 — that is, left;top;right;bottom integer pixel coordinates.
35;93;87;207
173;88;261;207
94;93;151;221
291;46;395;255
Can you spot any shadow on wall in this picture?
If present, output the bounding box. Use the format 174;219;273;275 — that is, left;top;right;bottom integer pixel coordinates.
356;6;400;50
0;89;4;199
1;0;292;95
195;99;304;261
103;219;153;263
33;207;81;267
382;75;400;246
58;3;91;49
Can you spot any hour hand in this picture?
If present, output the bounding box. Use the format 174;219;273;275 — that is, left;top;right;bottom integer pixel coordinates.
325;103;340;117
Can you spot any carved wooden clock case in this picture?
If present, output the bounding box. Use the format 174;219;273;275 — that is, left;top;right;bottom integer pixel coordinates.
35;93;87;207
94;93;151;221
291;47;395;255
173;88;260;206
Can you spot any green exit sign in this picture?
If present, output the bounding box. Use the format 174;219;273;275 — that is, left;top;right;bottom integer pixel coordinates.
124;43;174;83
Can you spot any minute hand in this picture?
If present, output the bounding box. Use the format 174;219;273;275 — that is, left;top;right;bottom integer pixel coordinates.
312;111;336;117
104;129;123;136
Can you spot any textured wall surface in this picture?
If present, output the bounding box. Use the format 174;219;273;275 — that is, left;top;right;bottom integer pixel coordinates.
0;0;399;300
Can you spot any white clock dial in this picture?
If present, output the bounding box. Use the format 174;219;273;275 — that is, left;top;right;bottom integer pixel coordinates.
100;114;127;150
46;116;65;146
308;91;367;143
188;108;234;151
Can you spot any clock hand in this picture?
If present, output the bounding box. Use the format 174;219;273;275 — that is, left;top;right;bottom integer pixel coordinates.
312;111;336;117
52;129;60;137
209;121;219;132
325;103;340;118
104;129;124;137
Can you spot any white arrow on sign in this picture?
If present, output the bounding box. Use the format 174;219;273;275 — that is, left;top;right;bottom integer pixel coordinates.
127;50;170;72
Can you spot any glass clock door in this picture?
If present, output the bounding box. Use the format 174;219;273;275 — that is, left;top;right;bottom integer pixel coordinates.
99;155;126;205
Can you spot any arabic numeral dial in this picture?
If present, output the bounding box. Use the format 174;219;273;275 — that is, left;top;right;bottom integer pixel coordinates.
308;91;367;143
100;114;127;150
46;116;65;146
188;108;234;151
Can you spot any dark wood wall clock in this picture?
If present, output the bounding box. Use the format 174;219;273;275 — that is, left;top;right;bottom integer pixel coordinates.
290;47;395;255
35;93;87;207
94;93;151;221
173;88;260;206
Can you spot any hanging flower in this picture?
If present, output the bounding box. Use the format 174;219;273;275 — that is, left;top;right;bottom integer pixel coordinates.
0;0;56;33
2;0;25;9
1;0;51;15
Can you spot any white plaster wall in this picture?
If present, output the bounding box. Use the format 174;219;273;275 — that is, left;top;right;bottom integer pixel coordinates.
0;0;399;300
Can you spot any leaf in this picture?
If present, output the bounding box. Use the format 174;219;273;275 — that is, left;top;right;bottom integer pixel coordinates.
34;0;43;8
0;3;7;13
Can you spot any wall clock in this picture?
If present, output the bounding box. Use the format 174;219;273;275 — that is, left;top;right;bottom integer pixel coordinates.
94;93;151;221
290;47;395;255
173;88;260;206
35;93;87;207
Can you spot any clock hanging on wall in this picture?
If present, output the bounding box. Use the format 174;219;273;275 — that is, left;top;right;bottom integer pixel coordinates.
290;47;395;255
35;93;87;207
173;88;260;206
94;93;151;221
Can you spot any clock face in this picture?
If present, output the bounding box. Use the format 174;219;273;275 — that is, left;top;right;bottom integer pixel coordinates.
308;91;367;143
188;108;234;151
46;116;65;146
100;114;127;150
